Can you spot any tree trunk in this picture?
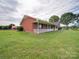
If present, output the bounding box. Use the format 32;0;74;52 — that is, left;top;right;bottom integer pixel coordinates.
66;25;69;30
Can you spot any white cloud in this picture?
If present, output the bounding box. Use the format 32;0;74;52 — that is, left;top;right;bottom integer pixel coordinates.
0;0;79;25
15;0;79;20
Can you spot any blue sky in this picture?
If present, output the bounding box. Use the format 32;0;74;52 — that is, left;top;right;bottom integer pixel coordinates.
0;0;79;25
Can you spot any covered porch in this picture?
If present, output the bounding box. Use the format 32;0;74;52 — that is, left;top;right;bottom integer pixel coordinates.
33;21;55;33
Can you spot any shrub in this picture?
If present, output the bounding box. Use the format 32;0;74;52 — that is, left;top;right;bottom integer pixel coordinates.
17;26;23;31
58;27;62;30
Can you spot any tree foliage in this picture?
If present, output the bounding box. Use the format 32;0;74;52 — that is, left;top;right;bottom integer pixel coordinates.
49;15;59;23
8;24;15;29
60;12;75;25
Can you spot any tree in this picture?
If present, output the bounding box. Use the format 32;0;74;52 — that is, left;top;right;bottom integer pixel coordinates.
74;14;79;27
76;14;79;20
60;12;75;25
8;24;15;29
49;15;60;30
49;15;59;23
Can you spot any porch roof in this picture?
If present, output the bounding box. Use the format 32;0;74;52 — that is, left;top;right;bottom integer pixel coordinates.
33;20;53;25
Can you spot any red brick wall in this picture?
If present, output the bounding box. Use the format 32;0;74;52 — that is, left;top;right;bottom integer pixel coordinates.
21;16;35;32
33;23;38;29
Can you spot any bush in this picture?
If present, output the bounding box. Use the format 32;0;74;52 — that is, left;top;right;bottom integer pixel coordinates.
17;26;23;31
58;27;62;30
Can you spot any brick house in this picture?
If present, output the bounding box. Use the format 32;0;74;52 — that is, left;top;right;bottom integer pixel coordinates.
20;15;55;33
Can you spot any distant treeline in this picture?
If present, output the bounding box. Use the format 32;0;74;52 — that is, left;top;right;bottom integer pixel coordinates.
0;26;11;30
0;25;23;31
0;24;16;30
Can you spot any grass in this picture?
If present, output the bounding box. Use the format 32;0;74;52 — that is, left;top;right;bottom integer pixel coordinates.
0;30;79;59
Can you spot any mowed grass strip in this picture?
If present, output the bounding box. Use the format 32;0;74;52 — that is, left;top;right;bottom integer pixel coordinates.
0;30;79;59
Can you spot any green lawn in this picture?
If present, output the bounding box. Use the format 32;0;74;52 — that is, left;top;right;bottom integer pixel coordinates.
0;30;79;59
